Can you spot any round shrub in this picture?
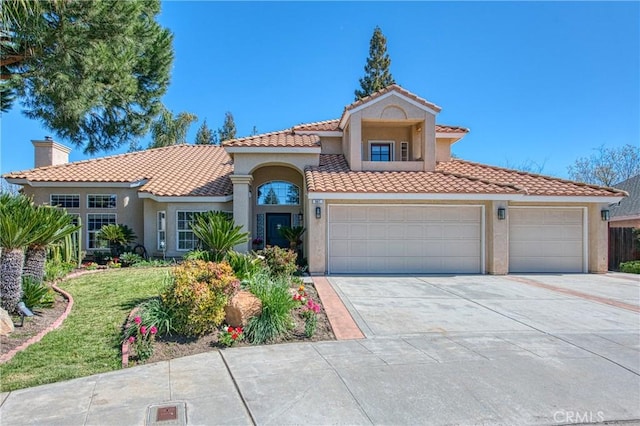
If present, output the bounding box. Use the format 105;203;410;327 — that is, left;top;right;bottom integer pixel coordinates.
161;260;240;336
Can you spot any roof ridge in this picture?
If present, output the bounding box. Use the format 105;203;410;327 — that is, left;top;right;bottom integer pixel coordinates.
4;144;223;176
450;159;627;196
293;118;339;128
222;128;293;145
437;169;526;193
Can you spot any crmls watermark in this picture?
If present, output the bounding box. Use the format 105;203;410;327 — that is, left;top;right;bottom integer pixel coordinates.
553;410;605;424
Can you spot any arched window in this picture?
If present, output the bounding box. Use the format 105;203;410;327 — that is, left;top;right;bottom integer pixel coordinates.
257;181;300;205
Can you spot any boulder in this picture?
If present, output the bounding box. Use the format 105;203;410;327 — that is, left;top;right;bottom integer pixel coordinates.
225;290;262;328
0;308;14;336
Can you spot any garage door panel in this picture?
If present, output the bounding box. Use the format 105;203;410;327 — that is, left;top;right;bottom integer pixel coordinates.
509;208;584;273
328;205;482;274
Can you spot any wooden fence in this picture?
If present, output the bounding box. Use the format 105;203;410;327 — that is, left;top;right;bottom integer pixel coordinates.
608;227;639;270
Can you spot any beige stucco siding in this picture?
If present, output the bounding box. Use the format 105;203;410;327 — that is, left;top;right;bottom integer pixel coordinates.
232;152;319;175
361;126;412;161
320;137;343;154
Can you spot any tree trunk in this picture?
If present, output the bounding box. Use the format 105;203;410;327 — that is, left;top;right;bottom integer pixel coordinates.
0;248;25;313
23;246;47;284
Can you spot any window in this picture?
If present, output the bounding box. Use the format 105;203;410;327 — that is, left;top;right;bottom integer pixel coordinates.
88;194;116;209
50;194;79;208
157;211;166;251
401;141;409;162
87;213;116;249
257;181;300;205
177;211;200;251
370;142;393;162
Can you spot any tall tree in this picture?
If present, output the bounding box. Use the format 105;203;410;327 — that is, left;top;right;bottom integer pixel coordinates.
148;108;198;149
195;119;218;145
218;112;237;142
354;26;395;100
1;0;174;154
567;144;640;186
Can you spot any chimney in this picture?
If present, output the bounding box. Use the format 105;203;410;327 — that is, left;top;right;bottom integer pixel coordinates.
32;137;71;168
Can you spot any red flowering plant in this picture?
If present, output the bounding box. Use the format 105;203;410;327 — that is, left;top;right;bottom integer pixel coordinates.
301;298;322;338
124;315;158;361
219;325;244;347
292;284;308;305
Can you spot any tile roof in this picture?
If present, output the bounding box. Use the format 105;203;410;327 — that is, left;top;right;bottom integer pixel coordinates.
293;118;467;134
223;129;320;148
344;84;442;114
305;155;521;194
4;145;233;197
436;160;626;197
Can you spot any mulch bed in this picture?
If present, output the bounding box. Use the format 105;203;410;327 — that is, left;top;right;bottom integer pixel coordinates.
145;281;335;364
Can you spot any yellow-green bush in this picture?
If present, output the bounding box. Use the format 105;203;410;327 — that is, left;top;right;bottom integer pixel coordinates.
162;260;240;336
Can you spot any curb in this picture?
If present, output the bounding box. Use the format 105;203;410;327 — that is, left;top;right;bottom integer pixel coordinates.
0;283;74;364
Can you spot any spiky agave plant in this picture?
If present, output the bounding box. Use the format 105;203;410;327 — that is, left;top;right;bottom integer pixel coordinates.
0;193;41;312
23;206;81;283
190;211;249;262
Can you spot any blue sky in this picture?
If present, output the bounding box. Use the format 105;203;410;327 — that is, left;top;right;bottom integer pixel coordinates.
1;1;638;179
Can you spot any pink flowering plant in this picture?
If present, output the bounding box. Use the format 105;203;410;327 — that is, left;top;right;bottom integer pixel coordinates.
219;325;244;347
124;315;158;361
301;298;322;338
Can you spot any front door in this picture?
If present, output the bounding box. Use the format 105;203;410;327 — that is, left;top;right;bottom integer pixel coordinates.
266;213;291;248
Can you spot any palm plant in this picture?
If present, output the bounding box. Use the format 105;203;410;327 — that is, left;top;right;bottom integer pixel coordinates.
0;193;41;312
97;224;137;256
278;226;305;250
190;211;248;262
23;206;81;283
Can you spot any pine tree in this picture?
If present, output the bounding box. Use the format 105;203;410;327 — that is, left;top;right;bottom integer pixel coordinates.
148;108;197;149
0;0;174;154
195;120;218;145
354;26;395;100
218;111;237;142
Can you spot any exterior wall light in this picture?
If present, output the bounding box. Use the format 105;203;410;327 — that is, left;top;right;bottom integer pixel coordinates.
315;206;321;219
297;212;304;223
601;209;610;221
497;207;506;220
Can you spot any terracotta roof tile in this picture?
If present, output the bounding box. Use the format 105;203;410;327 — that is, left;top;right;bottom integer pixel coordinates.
4;145;233;197
223;129;320;148
305;155;520;194
436;160;626;197
293;118;467;134
344;84;442;114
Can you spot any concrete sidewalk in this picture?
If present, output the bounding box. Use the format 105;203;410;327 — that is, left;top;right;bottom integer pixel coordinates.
1;273;639;425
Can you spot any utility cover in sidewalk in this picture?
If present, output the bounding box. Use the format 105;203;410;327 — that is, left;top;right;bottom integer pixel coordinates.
146;402;186;425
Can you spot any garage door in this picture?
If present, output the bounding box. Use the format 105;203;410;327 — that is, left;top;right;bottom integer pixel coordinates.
509;208;585;273
328;205;482;274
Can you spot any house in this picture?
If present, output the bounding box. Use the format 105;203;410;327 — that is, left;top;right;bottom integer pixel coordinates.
609;175;640;228
4;85;626;275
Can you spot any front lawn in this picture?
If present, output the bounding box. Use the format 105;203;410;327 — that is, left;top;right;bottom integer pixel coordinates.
0;268;169;392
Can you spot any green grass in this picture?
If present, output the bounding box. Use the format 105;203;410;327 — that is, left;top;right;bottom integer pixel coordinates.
0;268;169;391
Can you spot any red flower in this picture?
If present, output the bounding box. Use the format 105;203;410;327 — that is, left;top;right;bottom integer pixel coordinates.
150;326;158;335
134;316;142;324
227;326;234;332
235;327;242;333
140;326;147;335
231;333;238;340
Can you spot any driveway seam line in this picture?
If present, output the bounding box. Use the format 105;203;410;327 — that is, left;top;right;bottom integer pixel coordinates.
310;343;375;425
83;376;99;425
218;350;257;426
417;277;640;377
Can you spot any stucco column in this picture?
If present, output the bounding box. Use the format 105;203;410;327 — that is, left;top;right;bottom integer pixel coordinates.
487;201;509;275
230;174;253;252
588;204;608;273
349;113;362;171
307;198;326;275
423;114;436;171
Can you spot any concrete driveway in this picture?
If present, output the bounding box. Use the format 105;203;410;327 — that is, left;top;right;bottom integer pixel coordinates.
1;273;638;425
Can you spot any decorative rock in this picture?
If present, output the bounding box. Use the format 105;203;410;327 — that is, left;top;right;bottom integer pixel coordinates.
225;290;262;327
0;307;15;336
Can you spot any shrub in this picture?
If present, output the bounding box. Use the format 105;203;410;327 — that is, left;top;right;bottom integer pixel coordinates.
120;252;143;267
161;260;240;336
183;249;212;262
258;246;297;278
21;276;55;309
131;259;174;268
218;325;244;347
245;274;296;344
43;259;75;282
137;296;176;336
620;260;640;274
225;250;265;282
190;211;249;262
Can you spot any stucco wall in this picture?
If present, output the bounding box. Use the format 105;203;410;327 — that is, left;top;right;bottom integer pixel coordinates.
232;152;319;175
361;126;412;161
320;137;343;154
609;218;640;228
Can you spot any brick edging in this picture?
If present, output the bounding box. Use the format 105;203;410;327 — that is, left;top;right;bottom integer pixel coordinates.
0;282;75;364
313;277;364;340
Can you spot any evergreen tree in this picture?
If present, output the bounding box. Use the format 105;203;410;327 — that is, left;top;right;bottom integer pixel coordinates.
195;119;218;145
148;107;197;149
218;111;237;142
0;0;174;154
354;26;395;100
